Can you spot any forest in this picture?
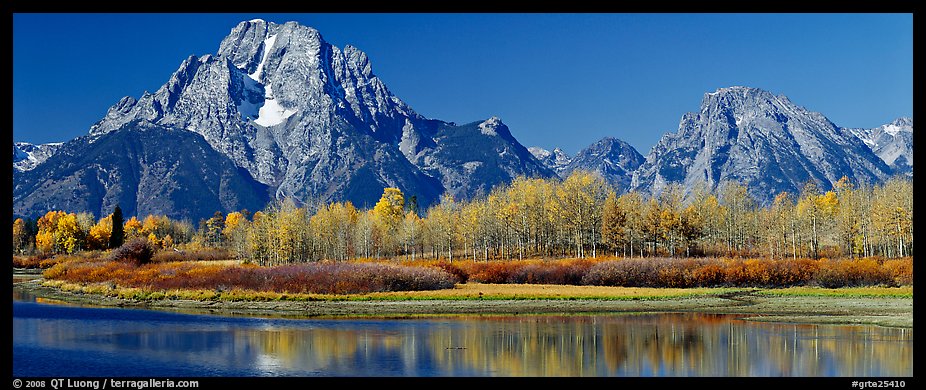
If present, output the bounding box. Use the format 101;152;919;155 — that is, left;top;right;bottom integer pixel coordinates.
13;171;913;264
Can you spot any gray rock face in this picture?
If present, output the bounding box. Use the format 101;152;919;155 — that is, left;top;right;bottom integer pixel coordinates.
14;121;271;221
13;142;61;172
528;146;572;174
562;137;644;193
531;138;645;193
74;19;551;211
846;117;913;175
412;117;557;200
630;86;894;204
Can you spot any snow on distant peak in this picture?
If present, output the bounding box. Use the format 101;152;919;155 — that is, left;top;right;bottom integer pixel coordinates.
881;118;913;136
528;146;552;160
13;141;61;171
249;18;265;23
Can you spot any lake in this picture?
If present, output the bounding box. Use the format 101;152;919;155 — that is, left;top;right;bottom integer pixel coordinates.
12;291;913;377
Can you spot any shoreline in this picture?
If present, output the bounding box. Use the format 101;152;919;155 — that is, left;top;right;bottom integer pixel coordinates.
12;275;913;328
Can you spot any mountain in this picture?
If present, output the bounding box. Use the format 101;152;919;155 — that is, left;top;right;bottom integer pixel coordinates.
846;117;913;175
14;20;552;219
13;121;271;221
630;86;894;204
531;138;645;192
562;137;645;193
13;142;61;172
528;146;572;174
410;117;555;200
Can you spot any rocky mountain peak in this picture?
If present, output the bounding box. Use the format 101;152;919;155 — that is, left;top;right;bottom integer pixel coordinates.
16;20;555;219
478;116;504;136
632;86;893;204
845;117;913;175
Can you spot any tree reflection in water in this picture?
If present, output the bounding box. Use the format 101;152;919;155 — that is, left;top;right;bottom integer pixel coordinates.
14;303;913;377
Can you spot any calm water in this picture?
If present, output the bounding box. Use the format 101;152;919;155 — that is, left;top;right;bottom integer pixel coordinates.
12;291;913;377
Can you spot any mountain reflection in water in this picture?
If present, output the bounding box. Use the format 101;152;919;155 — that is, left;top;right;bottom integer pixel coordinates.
13;298;912;377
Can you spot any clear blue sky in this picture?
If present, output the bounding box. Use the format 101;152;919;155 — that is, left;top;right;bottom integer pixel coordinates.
13;13;913;155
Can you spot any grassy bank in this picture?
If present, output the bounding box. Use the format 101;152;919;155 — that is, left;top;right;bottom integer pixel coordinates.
15;277;912;328
37;279;743;302
755;286;913;298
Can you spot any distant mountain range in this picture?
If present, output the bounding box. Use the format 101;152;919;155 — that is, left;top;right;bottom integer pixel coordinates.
629;86;902;204
12;20;913;220
845;117;913;176
13;142;61;172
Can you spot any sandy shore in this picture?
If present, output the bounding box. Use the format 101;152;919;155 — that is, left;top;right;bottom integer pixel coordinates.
12;275;912;328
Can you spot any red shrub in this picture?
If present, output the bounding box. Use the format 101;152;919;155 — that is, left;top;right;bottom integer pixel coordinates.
108;239;155;265
466;261;522;284
45;260;457;295
432;261;469;284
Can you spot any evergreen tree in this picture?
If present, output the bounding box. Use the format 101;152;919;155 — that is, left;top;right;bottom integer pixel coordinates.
110;205;125;249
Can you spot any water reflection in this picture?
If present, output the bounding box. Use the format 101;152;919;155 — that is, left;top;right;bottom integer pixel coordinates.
12;299;913;377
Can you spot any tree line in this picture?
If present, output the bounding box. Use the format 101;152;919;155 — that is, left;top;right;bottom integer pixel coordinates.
13;172;913;265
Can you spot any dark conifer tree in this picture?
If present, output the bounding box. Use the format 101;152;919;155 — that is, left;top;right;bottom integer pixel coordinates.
110;205;125;249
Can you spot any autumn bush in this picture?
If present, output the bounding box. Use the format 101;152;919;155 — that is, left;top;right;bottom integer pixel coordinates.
431;261;469;284
463;261;525;284
582;257;844;288
722;258;819;287
44;260;456;295
581;258;663;287
108;238;155;265
882;257;913;286
508;259;594;285
813;258;895;288
13;255;44;269
151;250;186;263
40;253;911;295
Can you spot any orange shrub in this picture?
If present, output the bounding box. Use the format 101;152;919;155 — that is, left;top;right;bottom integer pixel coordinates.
13;256;43;269
464;261;523;284
43;260;456;294
882;258;913;286
813;258;894;288
689;263;726;287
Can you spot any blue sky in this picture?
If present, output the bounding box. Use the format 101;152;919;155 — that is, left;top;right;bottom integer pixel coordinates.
13;13;913;155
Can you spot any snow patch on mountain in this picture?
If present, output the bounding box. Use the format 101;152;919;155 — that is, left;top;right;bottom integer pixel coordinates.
845;117;913;174
254;84;297;127
528;146;572;173
13;142;62;172
248;34;277;82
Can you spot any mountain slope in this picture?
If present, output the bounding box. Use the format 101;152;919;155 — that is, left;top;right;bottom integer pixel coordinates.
846;117;913;175
13;142;61;172
76;19;548;210
14;121;271;221
561;137;644;193
412;117;557;199
528;146;572;174
631;86;894;204
15;19;551;219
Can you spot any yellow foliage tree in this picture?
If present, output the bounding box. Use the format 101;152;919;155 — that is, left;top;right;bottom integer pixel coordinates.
55;213;82;254
371;188;405;256
147;232;161;248
124;216;143;240
161;234;175;249
88;215;113;251
12;218;29;254
35;211;66;254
